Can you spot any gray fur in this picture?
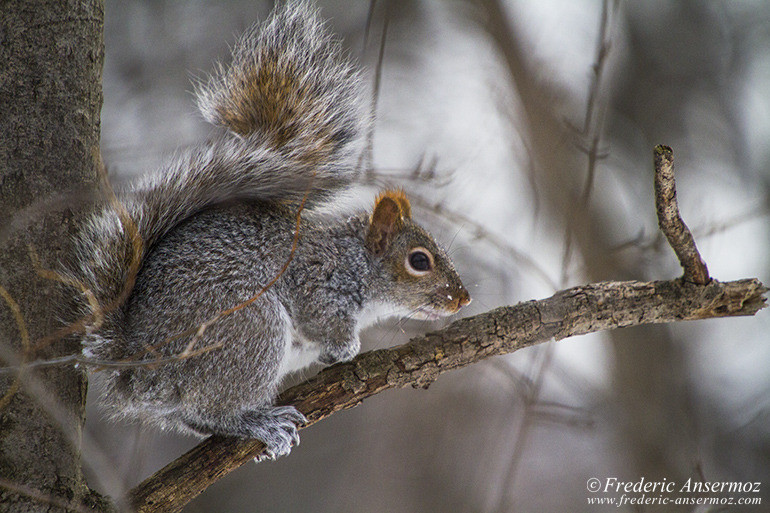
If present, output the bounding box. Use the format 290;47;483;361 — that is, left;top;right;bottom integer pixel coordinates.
68;1;469;458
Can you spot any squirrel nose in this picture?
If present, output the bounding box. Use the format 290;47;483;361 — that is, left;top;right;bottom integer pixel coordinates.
454;288;471;310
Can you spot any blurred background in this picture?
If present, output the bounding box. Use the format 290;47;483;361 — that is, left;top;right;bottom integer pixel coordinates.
84;0;770;511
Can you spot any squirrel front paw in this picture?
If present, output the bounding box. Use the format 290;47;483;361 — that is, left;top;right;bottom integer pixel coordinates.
239;406;307;460
318;340;360;365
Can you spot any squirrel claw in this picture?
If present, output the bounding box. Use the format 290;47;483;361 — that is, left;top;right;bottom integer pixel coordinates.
240;405;306;460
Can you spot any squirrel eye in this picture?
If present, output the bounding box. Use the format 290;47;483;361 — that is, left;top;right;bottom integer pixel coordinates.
406;248;433;275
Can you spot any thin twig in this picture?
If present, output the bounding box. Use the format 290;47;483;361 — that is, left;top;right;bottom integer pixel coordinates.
358;3;388;178
31;150;143;352
361;0;377;56
653;145;710;285
610;205;770;255
29;244;103;330
0;285;30;410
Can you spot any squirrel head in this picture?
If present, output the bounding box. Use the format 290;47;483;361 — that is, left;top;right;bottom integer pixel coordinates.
365;190;471;320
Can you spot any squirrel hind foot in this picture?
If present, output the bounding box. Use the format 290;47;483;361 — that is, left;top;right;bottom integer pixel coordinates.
186;406;307;459
242;406;307;459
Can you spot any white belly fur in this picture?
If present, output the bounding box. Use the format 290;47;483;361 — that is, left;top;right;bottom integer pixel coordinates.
277;338;321;379
276;301;409;379
355;301;412;334
276;310;321;379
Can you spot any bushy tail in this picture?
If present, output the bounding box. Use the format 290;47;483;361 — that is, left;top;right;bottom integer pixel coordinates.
197;0;366;176
69;0;366;339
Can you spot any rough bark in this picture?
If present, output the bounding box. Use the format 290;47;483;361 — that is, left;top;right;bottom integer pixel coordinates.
654;146;710;285
129;277;766;513
0;2;106;512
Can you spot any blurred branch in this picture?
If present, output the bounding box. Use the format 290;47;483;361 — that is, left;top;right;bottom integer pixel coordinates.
358;0;389;178
129;276;766;512
560;0;619;285
408;193;559;290
492;344;554;513
612;206;770;254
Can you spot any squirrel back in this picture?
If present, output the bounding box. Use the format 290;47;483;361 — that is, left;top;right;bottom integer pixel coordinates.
72;0;366;329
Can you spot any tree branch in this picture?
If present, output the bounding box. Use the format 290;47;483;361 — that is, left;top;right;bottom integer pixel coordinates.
654;145;710;285
129;277;766;513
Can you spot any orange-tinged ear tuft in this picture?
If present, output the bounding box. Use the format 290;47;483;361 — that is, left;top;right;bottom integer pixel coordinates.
374;189;411;219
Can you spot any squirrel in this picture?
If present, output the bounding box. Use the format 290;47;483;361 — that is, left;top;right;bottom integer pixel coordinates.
69;0;470;459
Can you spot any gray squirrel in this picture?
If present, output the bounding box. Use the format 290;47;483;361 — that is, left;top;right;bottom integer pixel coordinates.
70;0;470;459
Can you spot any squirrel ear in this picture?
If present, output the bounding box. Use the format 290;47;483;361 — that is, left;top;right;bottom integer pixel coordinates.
374;189;411;218
390;189;411;219
366;193;406;256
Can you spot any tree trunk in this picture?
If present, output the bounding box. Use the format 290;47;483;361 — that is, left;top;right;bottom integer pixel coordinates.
0;2;105;511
